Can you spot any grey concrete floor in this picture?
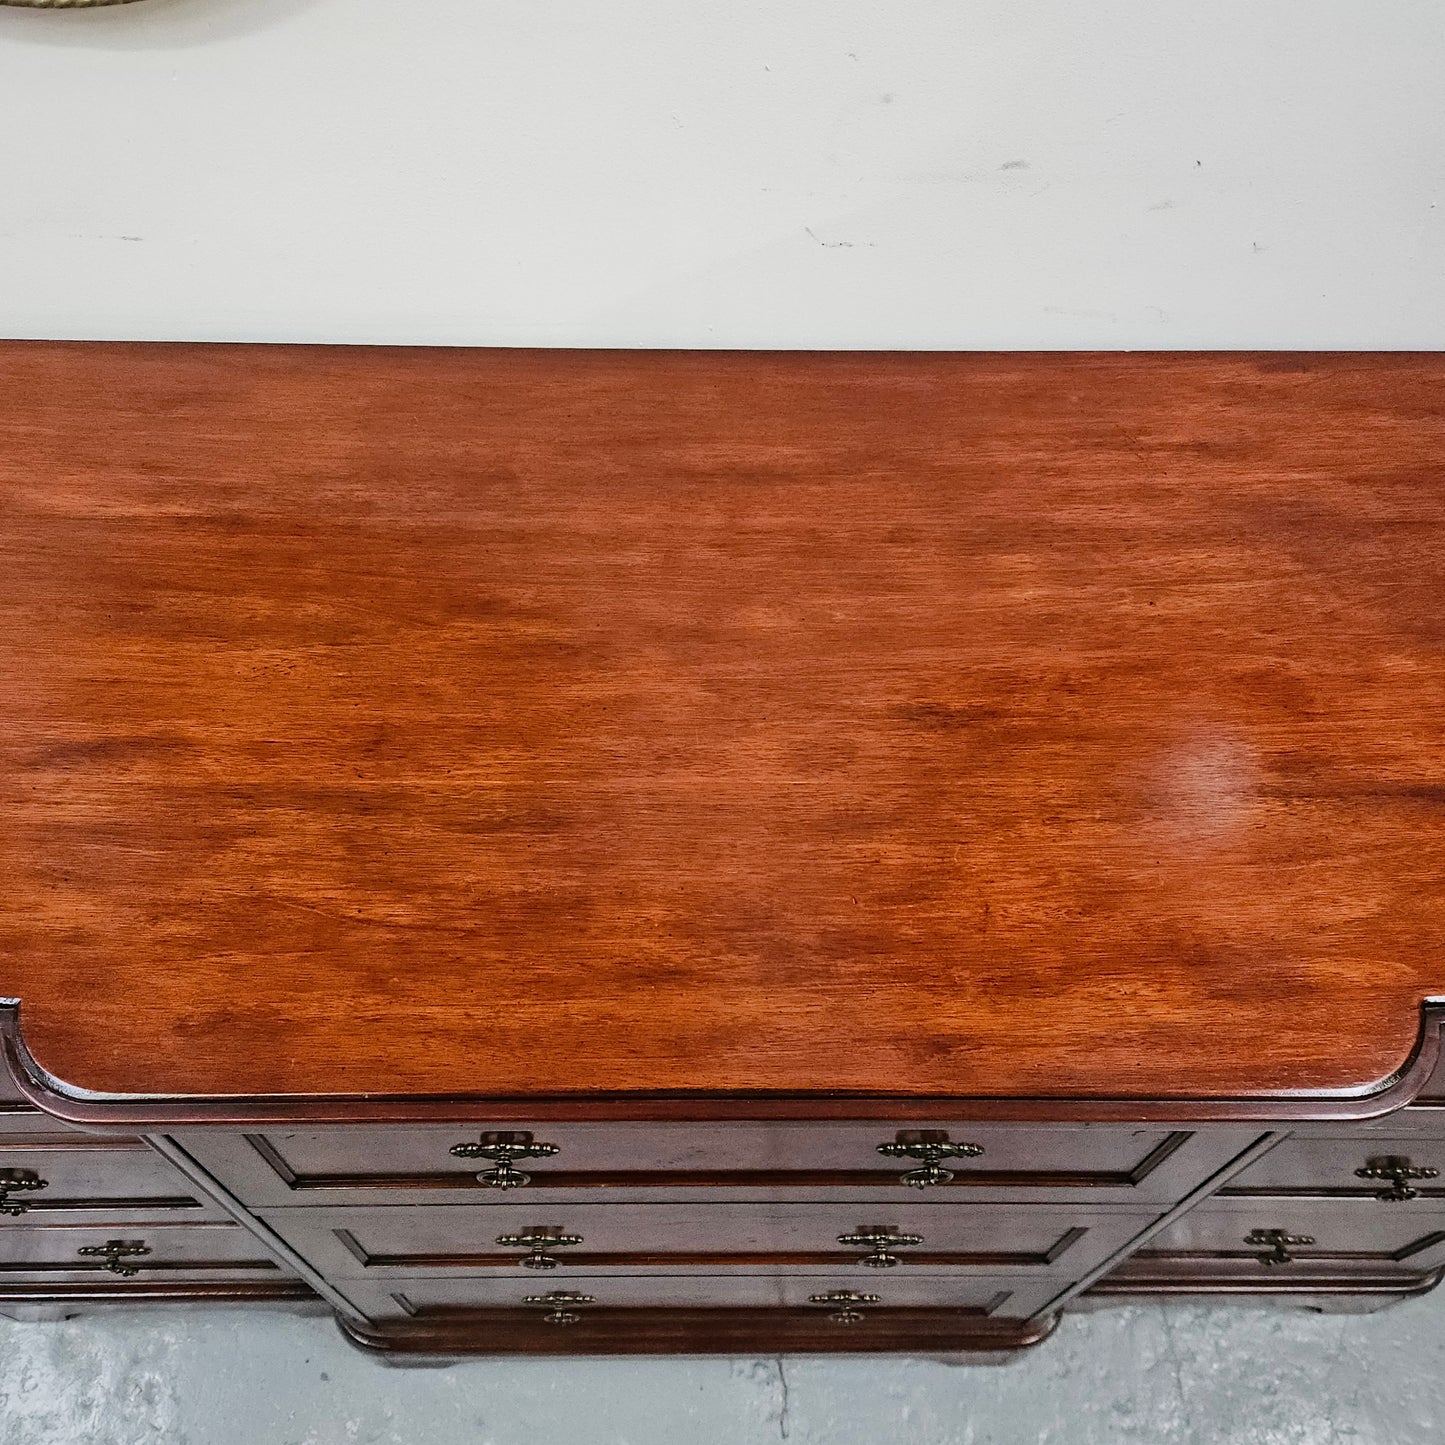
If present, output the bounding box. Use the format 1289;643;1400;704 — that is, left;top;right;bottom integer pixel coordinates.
2;1293;1443;1445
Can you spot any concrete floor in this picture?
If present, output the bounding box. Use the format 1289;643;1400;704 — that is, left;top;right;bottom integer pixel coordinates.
1;1293;1442;1445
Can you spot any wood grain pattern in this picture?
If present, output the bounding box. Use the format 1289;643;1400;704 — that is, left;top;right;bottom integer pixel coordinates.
2;344;1443;1102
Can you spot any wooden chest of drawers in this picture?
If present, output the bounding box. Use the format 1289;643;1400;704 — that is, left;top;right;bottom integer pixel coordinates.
3;343;1445;1358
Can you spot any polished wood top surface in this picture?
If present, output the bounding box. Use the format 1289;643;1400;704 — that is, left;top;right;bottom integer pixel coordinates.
1;344;1443;1102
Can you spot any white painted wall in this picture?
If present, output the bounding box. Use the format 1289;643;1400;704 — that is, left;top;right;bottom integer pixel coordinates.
1;0;1441;347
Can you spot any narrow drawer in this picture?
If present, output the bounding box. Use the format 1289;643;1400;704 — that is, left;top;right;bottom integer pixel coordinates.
1136;1198;1445;1278
0;1220;287;1285
173;1124;1259;1208
1218;1134;1445;1202
334;1272;1065;1323
259;1201;1150;1280
0;1138;226;1219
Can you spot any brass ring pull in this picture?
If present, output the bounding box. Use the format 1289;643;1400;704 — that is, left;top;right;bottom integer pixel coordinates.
837;1226;924;1268
450;1132;560;1190
809;1290;880;1325
877;1131;983;1189
0;1168;48;1218
1355;1155;1439;1203
77;1240;152;1277
524;1291;596;1326
1244;1228;1314;1267
496;1226;584;1270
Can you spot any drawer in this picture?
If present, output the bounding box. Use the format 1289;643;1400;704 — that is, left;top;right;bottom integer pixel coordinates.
0;1220;287;1285
334;1272;1065;1324
172;1124;1260;1208
0;1137;226;1220
1136;1198;1445;1278
1218;1134;1445;1202
260;1201;1150;1280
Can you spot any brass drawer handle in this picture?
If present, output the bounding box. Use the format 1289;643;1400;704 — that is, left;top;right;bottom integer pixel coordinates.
1244;1228;1314;1267
837;1226;924;1268
496;1226;584;1269
0;1168;48;1218
77;1240;152;1277
524;1291;596;1326
809;1290;881;1325
877;1131;984;1189
1355;1155;1439;1203
451;1132;561;1190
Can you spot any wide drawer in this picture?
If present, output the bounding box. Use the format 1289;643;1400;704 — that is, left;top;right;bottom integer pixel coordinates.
172;1124;1260;1207
260;1201;1150;1280
1218;1134;1445;1202
1135;1198;1445;1278
0;1220;288;1285
333;1271;1066;1323
0;1137;226;1219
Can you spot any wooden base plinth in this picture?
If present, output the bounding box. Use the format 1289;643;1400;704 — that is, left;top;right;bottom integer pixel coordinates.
0;1280;321;1323
336;1306;1059;1361
1077;1266;1445;1316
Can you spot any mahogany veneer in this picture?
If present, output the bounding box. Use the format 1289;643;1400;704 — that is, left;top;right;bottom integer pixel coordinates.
3;345;1445;1106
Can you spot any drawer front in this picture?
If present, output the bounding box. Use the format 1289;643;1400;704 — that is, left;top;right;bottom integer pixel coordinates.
173;1124;1259;1208
1139;1199;1445;1276
1219;1134;1445;1202
334;1272;1065;1323
0;1138;225;1219
0;1221;287;1285
261;1201;1150;1280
